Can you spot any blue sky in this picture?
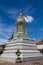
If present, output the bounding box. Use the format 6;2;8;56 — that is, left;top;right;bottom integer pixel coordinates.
0;0;43;44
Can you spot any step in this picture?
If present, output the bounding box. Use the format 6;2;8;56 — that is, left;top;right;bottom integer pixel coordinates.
4;49;40;53
5;46;38;50
7;43;36;47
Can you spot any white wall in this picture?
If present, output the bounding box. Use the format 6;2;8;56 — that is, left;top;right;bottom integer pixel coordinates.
37;45;43;49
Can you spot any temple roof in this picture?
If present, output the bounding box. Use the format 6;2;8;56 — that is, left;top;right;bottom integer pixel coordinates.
37;39;43;45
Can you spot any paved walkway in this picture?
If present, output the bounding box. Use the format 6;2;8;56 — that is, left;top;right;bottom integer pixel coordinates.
0;59;43;65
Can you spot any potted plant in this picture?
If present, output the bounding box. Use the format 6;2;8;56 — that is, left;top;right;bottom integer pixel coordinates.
15;49;21;63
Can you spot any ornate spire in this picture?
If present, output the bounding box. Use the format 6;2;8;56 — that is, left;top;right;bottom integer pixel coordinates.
16;10;25;23
19;9;23;16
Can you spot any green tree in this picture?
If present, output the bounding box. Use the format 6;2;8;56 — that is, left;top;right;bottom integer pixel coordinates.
8;34;14;41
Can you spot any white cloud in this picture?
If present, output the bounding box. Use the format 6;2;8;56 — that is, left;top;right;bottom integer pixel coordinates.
0;25;14;38
3;9;14;14
3;9;19;20
0;22;15;44
24;16;34;22
40;28;43;31
4;9;17;15
33;38;36;41
0;38;8;45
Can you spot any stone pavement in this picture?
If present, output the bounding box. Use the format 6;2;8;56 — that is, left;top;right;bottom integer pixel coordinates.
0;59;43;65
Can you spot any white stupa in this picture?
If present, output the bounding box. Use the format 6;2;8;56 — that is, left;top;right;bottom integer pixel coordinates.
0;11;43;62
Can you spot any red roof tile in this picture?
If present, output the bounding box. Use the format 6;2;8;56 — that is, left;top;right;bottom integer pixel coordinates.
37;39;43;45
